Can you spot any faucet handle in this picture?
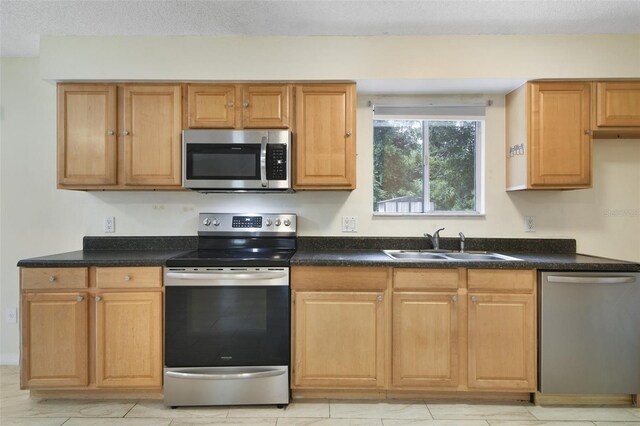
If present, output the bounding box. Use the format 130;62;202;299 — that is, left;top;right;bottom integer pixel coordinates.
459;232;465;240
434;227;445;237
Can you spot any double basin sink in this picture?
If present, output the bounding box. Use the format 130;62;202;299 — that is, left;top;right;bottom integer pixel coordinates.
383;250;522;262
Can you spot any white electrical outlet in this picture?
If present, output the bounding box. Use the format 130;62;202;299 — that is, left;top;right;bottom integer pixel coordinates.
6;307;17;324
342;216;357;232
104;216;115;233
524;216;536;233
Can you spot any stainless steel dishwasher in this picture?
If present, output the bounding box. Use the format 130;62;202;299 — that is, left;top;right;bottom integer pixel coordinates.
539;271;640;394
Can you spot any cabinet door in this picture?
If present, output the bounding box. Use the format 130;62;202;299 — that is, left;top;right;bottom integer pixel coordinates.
123;85;182;186
293;291;385;388
21;292;88;388
468;293;536;391
95;292;162;388
530;82;591;188
596;82;640;127
187;85;238;128
393;292;459;388
57;84;117;186
242;85;290;128
294;84;356;189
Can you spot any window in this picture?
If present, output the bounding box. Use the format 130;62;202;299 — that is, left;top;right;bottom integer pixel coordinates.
373;109;483;215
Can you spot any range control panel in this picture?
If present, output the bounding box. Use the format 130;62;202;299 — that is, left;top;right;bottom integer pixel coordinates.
198;213;297;236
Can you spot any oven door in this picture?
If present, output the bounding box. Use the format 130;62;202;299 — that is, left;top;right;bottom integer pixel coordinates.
164;268;290;368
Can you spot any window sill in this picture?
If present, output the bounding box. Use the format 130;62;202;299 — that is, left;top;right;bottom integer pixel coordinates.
373;212;485;218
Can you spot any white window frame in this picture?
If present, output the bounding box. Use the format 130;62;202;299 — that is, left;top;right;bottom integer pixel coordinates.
373;115;485;217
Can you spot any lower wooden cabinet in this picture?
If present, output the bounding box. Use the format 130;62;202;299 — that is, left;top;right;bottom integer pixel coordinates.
468;293;536;390
95;292;162;388
20;267;163;390
21;292;89;388
293;291;386;388
392;292;459;388
292;266;536;394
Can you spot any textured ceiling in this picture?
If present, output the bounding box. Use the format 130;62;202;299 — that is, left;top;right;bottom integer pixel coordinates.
1;0;640;57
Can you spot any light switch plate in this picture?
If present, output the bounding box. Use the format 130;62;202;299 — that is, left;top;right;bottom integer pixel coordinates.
342;216;357;232
6;307;17;324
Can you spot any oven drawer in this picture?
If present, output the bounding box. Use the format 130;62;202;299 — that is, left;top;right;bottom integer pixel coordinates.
96;267;162;289
164;366;289;406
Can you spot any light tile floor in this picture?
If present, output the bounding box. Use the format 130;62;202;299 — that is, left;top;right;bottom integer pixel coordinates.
1;366;639;426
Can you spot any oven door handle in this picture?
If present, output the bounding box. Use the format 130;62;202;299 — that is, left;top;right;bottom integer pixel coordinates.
260;135;268;188
165;272;287;281
166;368;286;381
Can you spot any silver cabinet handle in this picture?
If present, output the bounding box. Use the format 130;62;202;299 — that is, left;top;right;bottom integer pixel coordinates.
243;101;249;108
95;295;102;303
471;296;478;303
376;295;384;302
452;295;458;302
346;130;353;137
123;275;131;281
227;101;234;107
122;130;130;136
48;275;56;282
107;130;115;136
76;296;84;302
585;129;593;136
166;368;285;381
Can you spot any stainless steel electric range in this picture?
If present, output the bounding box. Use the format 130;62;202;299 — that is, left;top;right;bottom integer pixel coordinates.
163;213;296;407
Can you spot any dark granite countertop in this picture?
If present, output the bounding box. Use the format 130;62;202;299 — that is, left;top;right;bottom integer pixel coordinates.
17;236;196;268
16;236;640;272
16;249;191;267
290;249;640;272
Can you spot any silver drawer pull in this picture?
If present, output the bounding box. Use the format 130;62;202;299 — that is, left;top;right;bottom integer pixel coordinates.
76;296;84;302
48;275;56;282
452;295;458;303
243;101;249;108
123;275;131;281
346;130;353;137
122;130;130;136
471;296;478;303
95;295;102;303
107;130;115;136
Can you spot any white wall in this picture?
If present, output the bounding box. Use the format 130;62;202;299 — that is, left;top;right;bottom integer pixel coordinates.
1;35;640;363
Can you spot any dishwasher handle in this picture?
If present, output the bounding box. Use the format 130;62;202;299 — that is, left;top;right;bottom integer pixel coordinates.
547;275;637;284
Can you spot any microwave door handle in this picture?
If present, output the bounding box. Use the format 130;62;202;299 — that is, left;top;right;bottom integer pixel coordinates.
260;136;268;187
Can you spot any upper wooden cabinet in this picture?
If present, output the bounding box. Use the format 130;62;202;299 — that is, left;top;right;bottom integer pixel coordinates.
595;81;640;129
57;83;183;190
293;84;356;190
123;85;182;186
506;81;592;191
186;84;290;129
507;79;640;191
57;84;117;186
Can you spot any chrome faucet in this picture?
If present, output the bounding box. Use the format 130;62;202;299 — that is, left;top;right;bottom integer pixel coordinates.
459;232;465;253
424;228;445;250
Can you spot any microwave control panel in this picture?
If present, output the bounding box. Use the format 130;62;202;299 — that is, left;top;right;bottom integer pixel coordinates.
267;145;287;181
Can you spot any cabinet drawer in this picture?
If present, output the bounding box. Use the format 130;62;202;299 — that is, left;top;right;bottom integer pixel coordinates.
96;267;162;289
468;269;535;293
291;266;387;291
393;268;459;291
21;268;88;290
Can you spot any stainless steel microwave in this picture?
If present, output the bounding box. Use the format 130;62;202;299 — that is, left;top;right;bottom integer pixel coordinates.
183;129;291;192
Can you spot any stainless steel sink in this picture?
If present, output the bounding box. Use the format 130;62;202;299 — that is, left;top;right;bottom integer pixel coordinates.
382;250;449;260
383;250;522;262
444;252;522;261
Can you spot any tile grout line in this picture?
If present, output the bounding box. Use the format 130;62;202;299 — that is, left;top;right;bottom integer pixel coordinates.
122;399;138;418
60;418;72;425
423;399;435;420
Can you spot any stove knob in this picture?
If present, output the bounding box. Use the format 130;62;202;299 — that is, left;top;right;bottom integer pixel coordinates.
203;218;211;226
283;219;291;227
212;218;220;227
265;218;273;226
274;218;282;226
